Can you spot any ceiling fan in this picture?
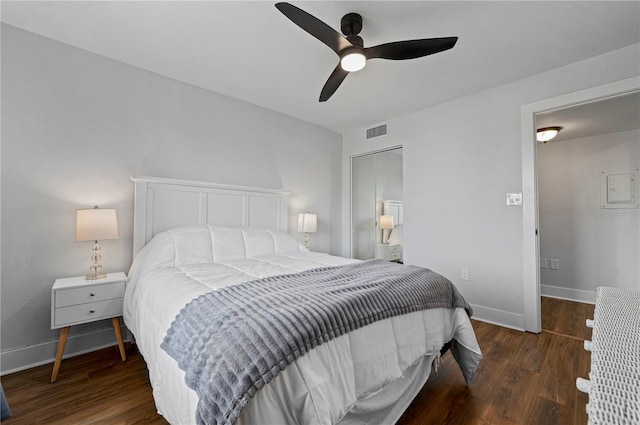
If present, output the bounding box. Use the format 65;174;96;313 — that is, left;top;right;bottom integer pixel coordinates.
275;2;458;102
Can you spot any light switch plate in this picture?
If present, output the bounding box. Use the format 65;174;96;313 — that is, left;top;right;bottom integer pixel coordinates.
461;268;469;281
507;193;523;206
540;258;548;269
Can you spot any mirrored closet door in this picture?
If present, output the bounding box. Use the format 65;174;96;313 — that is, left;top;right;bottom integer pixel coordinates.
351;147;403;260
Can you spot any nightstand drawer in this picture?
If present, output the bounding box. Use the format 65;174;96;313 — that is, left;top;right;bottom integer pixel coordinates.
55;281;125;308
375;243;402;261
388;245;401;254
54;298;123;327
389;251;402;260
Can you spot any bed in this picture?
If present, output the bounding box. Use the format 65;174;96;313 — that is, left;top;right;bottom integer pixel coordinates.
123;176;482;425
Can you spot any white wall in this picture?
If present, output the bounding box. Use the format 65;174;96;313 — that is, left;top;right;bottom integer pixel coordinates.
342;43;640;330
376;149;403;202
0;24;342;373
538;129;640;302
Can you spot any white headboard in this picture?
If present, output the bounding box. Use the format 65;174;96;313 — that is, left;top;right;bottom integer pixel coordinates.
131;176;290;256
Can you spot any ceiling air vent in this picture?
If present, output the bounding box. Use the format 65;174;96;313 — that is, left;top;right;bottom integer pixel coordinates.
366;124;388;140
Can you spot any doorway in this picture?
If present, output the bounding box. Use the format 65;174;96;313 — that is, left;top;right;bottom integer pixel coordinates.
351;147;403;260
536;93;640;336
521;77;640;333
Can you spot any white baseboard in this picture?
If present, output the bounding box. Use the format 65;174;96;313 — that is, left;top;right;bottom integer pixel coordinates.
541;284;596;304
1;326;129;376
469;304;525;331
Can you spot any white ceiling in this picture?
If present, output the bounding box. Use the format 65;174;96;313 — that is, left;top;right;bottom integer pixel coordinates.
537;92;640;143
2;1;639;133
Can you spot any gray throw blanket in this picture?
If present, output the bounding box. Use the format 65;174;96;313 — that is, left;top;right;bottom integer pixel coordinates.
161;259;472;425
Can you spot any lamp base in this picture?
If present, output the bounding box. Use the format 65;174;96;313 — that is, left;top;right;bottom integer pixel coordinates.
85;272;107;281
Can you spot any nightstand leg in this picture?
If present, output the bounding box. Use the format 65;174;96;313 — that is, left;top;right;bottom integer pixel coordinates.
112;317;127;361
51;326;70;383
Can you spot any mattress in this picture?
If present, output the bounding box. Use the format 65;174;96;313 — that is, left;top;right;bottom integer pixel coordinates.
123;225;481;424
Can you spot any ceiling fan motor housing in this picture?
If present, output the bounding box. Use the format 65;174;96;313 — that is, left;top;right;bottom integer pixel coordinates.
341;13;362;35
341;13;364;48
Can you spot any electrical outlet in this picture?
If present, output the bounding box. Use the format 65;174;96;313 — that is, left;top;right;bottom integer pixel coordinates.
550;259;559;270
540;258;548;269
461;268;469;281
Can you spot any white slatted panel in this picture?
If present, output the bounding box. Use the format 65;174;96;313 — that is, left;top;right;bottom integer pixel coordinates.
132;176;289;256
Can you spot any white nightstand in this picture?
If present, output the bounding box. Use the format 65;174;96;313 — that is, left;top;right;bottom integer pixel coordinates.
375;243;402;262
50;272;127;382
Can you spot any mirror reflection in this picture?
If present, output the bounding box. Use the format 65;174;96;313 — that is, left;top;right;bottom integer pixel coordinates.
351;148;403;261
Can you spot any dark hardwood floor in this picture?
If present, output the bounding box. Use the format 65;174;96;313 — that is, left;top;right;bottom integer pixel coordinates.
1;297;593;424
540;296;595;341
396;297;594;425
1;342;165;425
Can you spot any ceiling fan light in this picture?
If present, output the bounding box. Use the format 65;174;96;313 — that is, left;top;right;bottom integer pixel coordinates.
536;126;562;143
340;51;366;72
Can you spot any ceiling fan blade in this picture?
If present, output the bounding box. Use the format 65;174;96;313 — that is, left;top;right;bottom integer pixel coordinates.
275;2;352;55
319;64;349;102
365;37;458;60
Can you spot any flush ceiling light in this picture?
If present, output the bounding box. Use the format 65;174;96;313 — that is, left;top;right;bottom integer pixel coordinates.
536;126;562;143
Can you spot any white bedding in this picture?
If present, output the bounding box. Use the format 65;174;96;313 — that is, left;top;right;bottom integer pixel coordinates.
124;225;481;425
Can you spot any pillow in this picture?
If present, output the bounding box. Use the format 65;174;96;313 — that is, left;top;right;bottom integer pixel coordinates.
387;224;403;245
130;225;304;273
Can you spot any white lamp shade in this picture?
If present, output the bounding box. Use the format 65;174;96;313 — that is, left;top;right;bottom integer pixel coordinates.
297;213;317;233
379;215;394;230
76;208;119;241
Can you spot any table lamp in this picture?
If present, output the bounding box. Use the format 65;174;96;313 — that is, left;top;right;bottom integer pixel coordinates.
379;215;394;244
76;206;119;280
297;212;317;249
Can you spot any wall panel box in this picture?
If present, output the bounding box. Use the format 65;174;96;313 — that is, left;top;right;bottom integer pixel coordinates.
600;171;638;209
